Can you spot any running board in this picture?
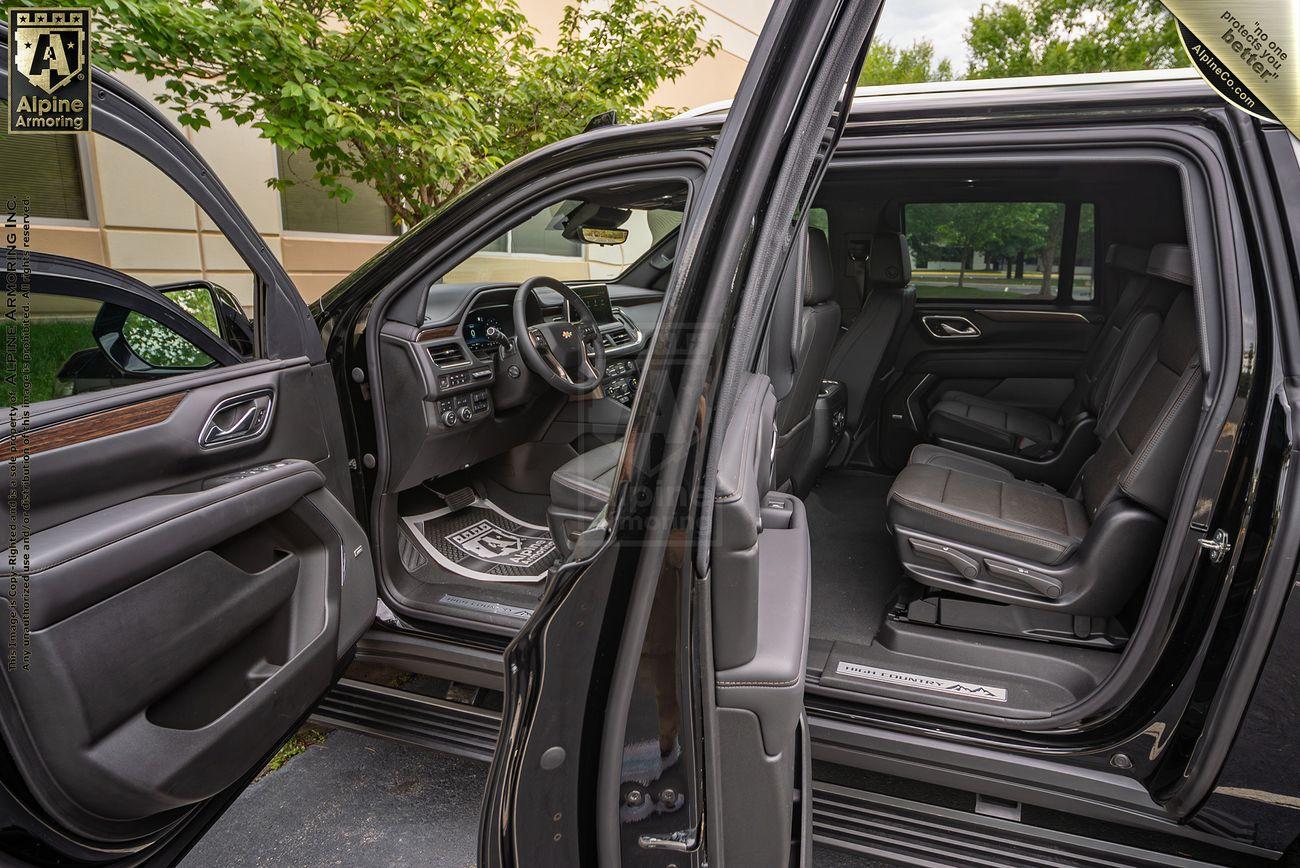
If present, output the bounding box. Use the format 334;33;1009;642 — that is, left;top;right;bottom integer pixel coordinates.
311;678;501;762
812;782;1222;868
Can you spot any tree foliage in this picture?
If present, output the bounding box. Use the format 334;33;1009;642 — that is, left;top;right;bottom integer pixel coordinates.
965;0;1181;79
857;38;953;86
48;0;717;227
908;202;1066;294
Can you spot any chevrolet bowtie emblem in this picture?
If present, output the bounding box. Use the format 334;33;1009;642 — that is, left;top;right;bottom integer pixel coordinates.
562;330;573;339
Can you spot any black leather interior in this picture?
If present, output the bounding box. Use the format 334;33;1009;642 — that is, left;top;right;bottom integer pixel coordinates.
887;248;1200;615
826;231;917;454
547;439;622;554
545;225;842;548
927;243;1179;459
769;226;842;495
0;361;375;841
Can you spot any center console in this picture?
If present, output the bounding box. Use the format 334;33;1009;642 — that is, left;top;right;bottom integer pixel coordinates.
576;285;643;406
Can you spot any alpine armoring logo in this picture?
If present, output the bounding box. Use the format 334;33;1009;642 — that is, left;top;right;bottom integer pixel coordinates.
7;8;91;134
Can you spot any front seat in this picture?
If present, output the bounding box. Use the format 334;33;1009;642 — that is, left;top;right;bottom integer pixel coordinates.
824;231;915;462
546;225;838;555
547;439;623;555
768;225;841;495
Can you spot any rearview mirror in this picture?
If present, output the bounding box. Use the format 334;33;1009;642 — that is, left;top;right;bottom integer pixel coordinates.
580;226;629;245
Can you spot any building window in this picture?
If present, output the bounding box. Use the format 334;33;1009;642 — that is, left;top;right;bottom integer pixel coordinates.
276;148;397;236
0;103;89;221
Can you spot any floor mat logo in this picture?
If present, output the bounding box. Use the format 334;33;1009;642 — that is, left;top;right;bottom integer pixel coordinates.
447;520;554;568
835;662;1008;702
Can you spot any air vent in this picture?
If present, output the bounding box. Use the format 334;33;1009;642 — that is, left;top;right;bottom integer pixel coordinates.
601;327;632;349
427;343;467;367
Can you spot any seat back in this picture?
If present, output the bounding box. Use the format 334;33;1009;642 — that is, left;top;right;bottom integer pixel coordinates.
827;231;915;438
768;226;841;490
1072;246;1200;520
1056;244;1157;423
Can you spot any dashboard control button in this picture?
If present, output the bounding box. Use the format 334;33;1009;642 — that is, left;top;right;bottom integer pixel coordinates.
507;365;520;379
441;410;458;427
459;406;474;423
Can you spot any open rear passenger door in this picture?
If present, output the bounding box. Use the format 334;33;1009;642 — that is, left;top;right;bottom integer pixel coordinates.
482;0;881;865
0;54;375;863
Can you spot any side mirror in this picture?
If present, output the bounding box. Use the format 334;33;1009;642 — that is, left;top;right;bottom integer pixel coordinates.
155;280;255;359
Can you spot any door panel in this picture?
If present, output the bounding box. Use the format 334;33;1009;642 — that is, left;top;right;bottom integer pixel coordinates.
710;374;812;866
0;363;374;842
0;55;373;859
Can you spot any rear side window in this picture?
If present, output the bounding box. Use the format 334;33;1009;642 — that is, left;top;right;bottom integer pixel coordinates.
1072;203;1097;301
904;201;1079;302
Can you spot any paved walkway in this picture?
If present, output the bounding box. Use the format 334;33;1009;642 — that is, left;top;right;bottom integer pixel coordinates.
182;729;885;867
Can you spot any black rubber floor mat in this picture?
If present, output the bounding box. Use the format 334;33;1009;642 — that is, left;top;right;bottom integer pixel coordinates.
402;499;557;582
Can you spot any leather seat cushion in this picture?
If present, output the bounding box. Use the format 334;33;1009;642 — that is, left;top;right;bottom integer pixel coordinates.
550;440;622;517
927;390;1064;451
887;460;1089;566
907;444;1016;482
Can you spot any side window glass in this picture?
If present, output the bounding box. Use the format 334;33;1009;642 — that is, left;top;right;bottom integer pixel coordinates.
1072;203;1097;302
3;106;257;406
30;292;215;402
904;201;1070;302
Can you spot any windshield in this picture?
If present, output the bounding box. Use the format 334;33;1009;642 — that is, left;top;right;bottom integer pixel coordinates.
443;198;683;284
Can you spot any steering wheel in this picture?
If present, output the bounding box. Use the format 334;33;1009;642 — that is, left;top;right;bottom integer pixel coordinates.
513;276;607;396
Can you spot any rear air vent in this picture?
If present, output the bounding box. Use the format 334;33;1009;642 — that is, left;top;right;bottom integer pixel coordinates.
428;343;467;367
601;327;632;349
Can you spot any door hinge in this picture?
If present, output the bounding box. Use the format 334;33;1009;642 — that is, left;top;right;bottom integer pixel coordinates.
1198;528;1232;564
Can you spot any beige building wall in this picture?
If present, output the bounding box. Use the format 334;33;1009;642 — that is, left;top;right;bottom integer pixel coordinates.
30;1;773;309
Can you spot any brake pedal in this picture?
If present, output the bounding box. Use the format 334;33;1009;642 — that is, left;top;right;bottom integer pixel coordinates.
436;486;477;512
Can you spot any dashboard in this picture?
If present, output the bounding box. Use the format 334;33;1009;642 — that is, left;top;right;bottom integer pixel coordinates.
462;304;513;357
378;279;660;489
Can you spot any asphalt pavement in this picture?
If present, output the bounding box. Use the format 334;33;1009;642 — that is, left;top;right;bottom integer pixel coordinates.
181;728;887;867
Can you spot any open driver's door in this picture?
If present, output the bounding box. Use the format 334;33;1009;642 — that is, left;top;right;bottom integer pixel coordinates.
0;49;376;865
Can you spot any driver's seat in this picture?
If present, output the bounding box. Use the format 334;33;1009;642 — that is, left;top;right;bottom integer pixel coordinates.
547;226;834;556
547;439;623;554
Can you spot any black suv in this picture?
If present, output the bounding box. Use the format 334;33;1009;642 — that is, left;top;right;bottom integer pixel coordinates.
4;3;1300;866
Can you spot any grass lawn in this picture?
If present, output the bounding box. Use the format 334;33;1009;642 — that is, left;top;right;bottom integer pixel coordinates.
12;319;97;405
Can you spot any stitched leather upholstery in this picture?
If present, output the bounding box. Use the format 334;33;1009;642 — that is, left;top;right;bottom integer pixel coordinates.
827;231;917;440
770;227;841;494
547;440;622;554
887;284;1201;615
926;244;1180;455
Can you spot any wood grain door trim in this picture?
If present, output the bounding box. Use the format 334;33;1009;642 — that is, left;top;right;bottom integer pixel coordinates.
1;392;187;461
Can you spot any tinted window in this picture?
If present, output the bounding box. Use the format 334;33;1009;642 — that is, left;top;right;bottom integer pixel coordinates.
445;196;686;284
904;202;1068;301
1072;203;1096;302
27;291;214;403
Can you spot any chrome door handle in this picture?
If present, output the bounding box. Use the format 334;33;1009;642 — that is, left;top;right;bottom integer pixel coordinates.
922;315;982;340
200;390;273;447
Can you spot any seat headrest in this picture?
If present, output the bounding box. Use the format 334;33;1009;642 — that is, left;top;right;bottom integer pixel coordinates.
1147;243;1193;286
804;227;836;306
870;232;912;291
1106;243;1149;274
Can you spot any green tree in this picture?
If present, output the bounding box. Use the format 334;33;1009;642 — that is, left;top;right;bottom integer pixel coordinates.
45;0;717;228
965;0;1181;79
857;38;954;86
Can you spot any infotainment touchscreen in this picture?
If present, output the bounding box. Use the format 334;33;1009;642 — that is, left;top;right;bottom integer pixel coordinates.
573;284;616;325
